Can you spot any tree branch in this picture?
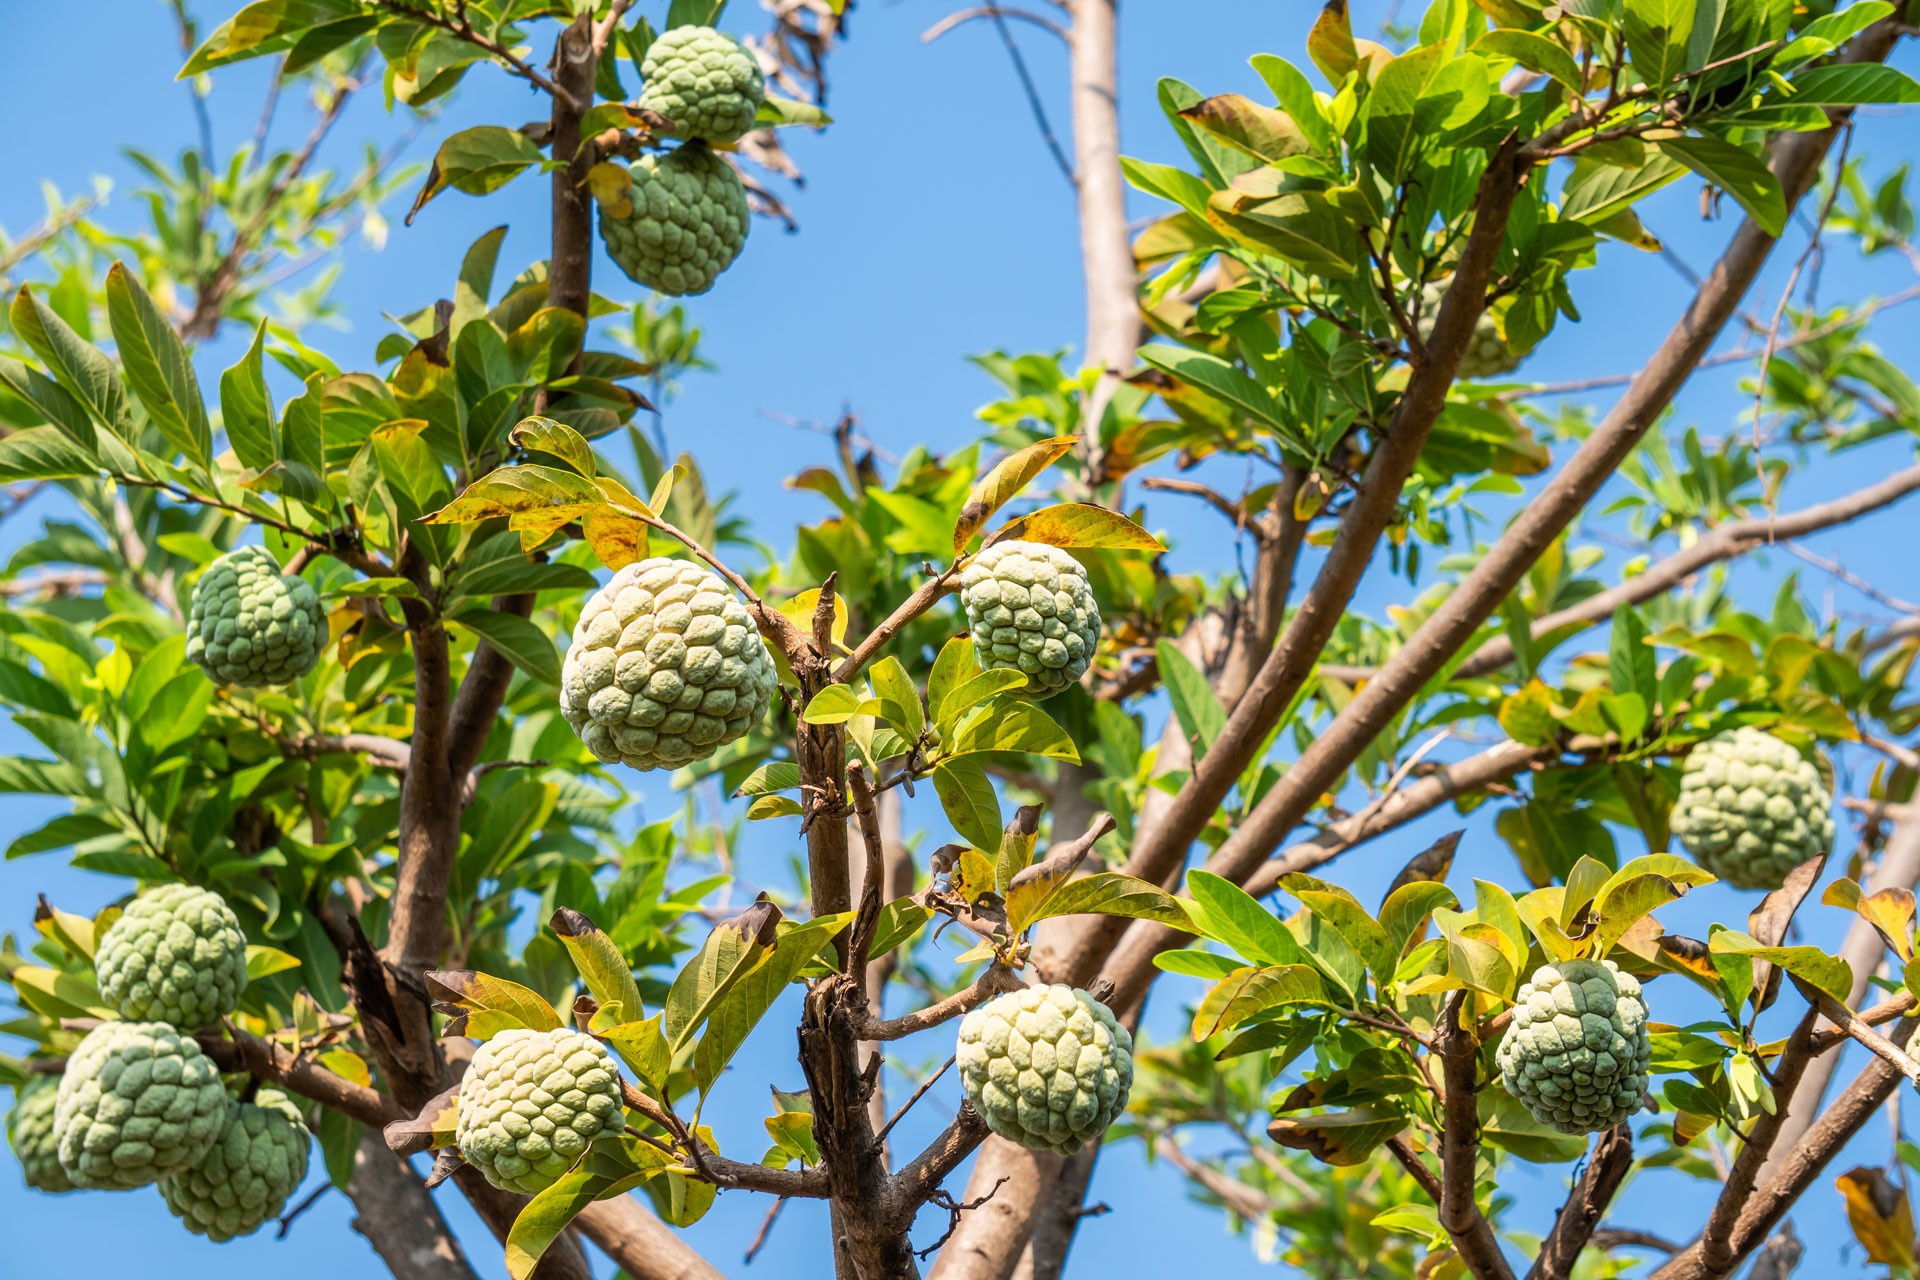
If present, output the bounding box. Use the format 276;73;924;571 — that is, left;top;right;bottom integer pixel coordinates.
850;966;1025;1042
1435;992;1515;1280
344;1128;483;1280
1526;1125;1633;1280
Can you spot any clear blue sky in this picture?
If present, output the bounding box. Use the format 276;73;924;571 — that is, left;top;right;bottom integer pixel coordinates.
5;2;1920;1277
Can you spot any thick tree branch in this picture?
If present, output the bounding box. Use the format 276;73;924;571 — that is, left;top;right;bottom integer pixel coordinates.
1435;993;1515;1280
345;1129;482;1280
196;1025;403;1129
1526;1125;1633;1280
1067;0;1135;489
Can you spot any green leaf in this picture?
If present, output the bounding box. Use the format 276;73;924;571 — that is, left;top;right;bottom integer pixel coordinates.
0;427;97;483
408;127;548;224
938;669;1031;728
869;655;925;739
1783;63;1920;105
106;264;210;466
1020;871;1190;930
510;416;597;477
735;762;802;797
425;970;563;1038
1710;930;1852;1002
1248;54;1337;153
1363;44;1447;181
1561;155;1688;225
932;758;1002;851
1657;136;1787;236
1473;29;1584;92
953;435;1079;553
221;322;277;472
1120;157;1215;220
800;684;867;725
951;701;1080;762
595;1014;670;1095
754;95;832;128
450;609;561;686
180;0;365;74
1136;344;1284;430
1281;873;1397;983
1623;0;1697;91
245;945;302;980
662;900;784;1051
1157;641;1225;759
10;287;126;431
1192;964;1327;1038
692;914;850;1093
551;908;645;1026
1186;870;1303;967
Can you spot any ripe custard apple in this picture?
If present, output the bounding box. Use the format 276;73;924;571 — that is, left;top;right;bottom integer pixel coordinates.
54;1021;227;1189
599;144;749;296
186;545;326;688
160;1088;311;1241
95;883;249;1029
955;985;1133;1155
1418;280;1522;380
455;1028;625;1194
1671;727;1834;891
639;25;765;143
959;541;1101;699
8;1077;75;1193
1495;959;1651;1135
560;557;779;772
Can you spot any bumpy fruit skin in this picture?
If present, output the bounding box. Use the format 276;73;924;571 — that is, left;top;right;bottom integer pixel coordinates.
95;884;249;1028
54;1021;227;1189
955;985;1133;1155
159;1089;310;1241
560;557;778;771
1671;727;1834;891
639;25;765;143
185;546;326;687
8;1077;74;1193
455;1028;624;1195
1495;959;1651;1135
599;145;749;296
959;541;1101;699
1419;281;1522;380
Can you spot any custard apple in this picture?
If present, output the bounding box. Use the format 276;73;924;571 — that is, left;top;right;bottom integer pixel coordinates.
1419;280;1522;380
160;1088;311;1241
54;1021;227;1189
95;883;249;1029
599;144;749;296
1671;727;1834;891
186;546;326;687
955;985;1133;1155
8;1077;74;1193
560;557;779;771
1495;959;1651;1135
959;541;1101;698
455;1028;625;1195
639;25;765;143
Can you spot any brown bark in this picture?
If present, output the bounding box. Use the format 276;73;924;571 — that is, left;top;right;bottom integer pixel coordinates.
1068;0;1137;489
1525;1126;1633;1280
1436;993;1514;1280
346;1130;481;1280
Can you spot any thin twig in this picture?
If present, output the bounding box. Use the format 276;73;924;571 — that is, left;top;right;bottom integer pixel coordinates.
876;1055;957;1144
922;5;1075;188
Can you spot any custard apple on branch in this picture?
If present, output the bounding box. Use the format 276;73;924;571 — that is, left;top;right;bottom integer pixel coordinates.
1417;280;1522;380
53;1021;228;1190
639;25;766;144
560;557;779;771
94;883;249;1029
8;1077;74;1193
959;541;1101;699
454;1028;625;1195
185;545;326;687
1670;727;1834;891
1495;959;1651;1136
955;984;1133;1155
599;144;750;296
159;1088;311;1241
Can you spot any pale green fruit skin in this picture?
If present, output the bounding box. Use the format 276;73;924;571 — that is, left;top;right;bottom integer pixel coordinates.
185;546;326;687
159;1088;311;1241
54;1022;227;1189
560;557;779;771
599;145;749;296
1419;280;1522;380
455;1028;625;1195
959;541;1101;699
1495;959;1650;1135
95;884;249;1028
1671;727;1834;891
8;1077;75;1193
639;25;765;143
955;985;1133;1155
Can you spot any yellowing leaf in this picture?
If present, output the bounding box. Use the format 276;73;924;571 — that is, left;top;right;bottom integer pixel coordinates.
953;436;1078;554
991;502;1166;552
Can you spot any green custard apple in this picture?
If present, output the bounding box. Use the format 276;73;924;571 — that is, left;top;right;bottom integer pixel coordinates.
959;541;1101;699
1670;727;1834;890
185;546;326;687
599;144;750;296
955;984;1133;1155
95;883;249;1029
1418;280;1522;380
160;1088;311;1241
559;557;779;772
1495;958;1651;1135
8;1077;75;1193
54;1021;227;1190
638;25;766;143
455;1028;625;1195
